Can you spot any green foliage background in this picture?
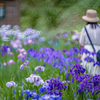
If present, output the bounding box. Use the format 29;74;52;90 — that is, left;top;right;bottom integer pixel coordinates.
20;0;100;35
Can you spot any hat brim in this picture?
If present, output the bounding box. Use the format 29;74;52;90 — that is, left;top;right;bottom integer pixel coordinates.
82;16;100;22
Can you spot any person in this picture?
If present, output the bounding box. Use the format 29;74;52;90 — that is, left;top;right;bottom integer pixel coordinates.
78;9;100;76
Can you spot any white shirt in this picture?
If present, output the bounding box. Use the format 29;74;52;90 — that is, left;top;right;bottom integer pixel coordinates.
79;24;100;46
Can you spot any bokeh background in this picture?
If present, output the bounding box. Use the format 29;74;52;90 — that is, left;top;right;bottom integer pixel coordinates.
20;0;100;35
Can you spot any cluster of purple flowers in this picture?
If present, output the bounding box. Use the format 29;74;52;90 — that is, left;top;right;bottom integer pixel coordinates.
28;47;68;72
23;89;62;100
78;74;100;95
0;25;44;45
66;62;100;96
65;47;81;66
39;77;67;96
65;47;100;67
65;47;97;64
66;63;86;83
84;56;95;63
28;46;100;75
79;47;100;66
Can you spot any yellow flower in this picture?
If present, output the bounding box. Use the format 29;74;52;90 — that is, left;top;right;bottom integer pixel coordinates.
74;30;81;33
74;30;78;33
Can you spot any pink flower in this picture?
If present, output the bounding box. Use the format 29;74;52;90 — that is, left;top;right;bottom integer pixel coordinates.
26;40;34;45
3;63;7;67
7;52;14;56
10;40;22;48
18;48;26;53
17;48;27;59
17;53;23;58
7;60;15;65
22;51;27;56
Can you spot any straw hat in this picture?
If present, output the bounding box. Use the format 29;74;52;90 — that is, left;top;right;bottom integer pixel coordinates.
82;9;99;22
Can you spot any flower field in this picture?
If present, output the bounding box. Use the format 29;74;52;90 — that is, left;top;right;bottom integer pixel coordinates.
0;25;100;100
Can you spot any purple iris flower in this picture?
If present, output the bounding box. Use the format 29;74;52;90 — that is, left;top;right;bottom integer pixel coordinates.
0;45;12;57
62;32;69;37
7;59;15;65
39;77;67;96
35;66;45;72
3;63;7;67
39;94;62;100
25;74;44;86
23;89;40;99
6;81;17;87
84;56;94;63
20;60;29;70
56;33;61;37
